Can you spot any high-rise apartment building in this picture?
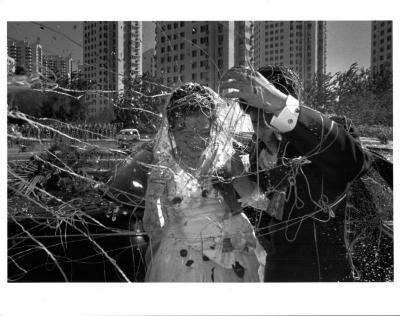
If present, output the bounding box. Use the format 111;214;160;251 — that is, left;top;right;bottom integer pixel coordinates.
7;39;33;73
142;48;156;76
43;54;72;81
254;21;327;89
83;21;142;119
31;41;43;74
154;21;236;91
234;21;254;68
7;39;44;75
371;21;392;75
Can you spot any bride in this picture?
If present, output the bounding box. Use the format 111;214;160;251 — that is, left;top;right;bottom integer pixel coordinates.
107;82;266;282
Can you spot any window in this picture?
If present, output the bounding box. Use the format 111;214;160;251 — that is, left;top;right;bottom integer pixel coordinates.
192;73;197;80
200;60;208;67
192;27;197;34
174;22;178;29
200;37;208;44
192;62;197;68
180;43;185;49
180;32;185;37
192;50;197;57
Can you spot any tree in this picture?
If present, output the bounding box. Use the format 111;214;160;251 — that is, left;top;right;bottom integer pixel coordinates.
113;73;166;133
93;106;116;123
304;63;392;128
303;72;336;113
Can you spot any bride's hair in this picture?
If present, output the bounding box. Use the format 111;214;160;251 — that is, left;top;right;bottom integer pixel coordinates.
166;82;218;129
154;82;246;175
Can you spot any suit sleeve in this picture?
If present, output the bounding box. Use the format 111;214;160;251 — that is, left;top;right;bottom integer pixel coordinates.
281;104;371;190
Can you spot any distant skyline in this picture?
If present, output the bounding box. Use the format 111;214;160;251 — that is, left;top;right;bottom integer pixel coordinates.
7;21;372;74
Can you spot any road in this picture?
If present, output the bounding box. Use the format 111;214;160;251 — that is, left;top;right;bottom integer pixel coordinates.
7;139;145;161
8;137;392;162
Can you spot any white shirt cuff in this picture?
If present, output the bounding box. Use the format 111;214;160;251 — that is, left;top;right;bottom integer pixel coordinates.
270;95;300;133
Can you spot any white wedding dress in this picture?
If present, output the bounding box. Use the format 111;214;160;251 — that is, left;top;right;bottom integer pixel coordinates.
142;103;266;282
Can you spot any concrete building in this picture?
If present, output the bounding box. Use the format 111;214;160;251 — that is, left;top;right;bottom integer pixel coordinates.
371;21;392;75
7;39;44;75
234;21;254;68
142;48;156;76
7;39;33;73
83;21;142;120
31;41;43;74
154;21;236;91
43;54;72;81
254;21;327;89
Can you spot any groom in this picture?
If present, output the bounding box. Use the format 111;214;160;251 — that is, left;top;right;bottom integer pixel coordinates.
221;65;370;281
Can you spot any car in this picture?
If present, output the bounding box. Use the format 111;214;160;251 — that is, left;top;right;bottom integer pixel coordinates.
116;129;140;148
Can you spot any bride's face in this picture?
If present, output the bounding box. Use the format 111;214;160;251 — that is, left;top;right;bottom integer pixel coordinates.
171;110;212;167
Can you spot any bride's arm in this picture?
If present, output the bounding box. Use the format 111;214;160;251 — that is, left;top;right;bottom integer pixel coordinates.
101;148;153;210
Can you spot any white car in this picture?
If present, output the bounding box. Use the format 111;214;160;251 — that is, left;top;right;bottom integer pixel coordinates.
117;129;140;147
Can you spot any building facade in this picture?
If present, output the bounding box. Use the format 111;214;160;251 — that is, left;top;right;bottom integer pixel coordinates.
43;54;72;81
234;21;254;68
142;48;156;76
31;41;43;74
83;21;142;120
7;39;44;75
254;21;327;89
7;39;33;73
371;21;392;75
154;21;236;91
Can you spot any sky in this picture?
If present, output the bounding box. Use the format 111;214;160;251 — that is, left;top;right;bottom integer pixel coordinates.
7;21;371;74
